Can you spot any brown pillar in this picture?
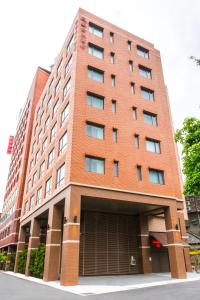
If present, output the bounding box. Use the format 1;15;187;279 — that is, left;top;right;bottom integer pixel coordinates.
139;214;152;274
43;205;62;281
25;218;41;276
165;205;187;279
14;226;26;273
60;187;80;286
178;210;192;272
5;245;12;271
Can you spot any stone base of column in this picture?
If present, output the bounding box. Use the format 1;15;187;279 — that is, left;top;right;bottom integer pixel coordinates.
60;242;79;286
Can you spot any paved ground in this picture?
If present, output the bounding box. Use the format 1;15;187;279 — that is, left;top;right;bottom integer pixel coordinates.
1;272;200;300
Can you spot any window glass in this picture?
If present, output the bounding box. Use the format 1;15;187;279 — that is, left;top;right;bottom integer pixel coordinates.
86;123;104;139
87;93;104;109
88;44;103;59
149;169;164;184
89;23;103;38
85;157;104;174
88;67;104;83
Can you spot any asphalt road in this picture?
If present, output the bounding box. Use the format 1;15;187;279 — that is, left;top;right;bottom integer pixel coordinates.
1;272;200;300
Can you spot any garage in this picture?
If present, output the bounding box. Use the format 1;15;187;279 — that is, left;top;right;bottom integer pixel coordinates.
79;211;140;276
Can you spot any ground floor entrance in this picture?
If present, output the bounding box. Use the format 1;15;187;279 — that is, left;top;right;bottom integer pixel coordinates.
79;211;140;276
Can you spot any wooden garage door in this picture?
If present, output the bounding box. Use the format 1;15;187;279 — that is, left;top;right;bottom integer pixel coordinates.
79;211;140;276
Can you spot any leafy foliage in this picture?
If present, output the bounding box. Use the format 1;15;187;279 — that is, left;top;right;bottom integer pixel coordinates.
175;117;200;195
0;252;7;270
190;56;200;66
28;244;45;278
9;252;16;271
18;249;27;274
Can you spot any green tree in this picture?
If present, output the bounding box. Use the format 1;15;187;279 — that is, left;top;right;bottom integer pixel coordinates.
190;56;200;66
175;117;200;195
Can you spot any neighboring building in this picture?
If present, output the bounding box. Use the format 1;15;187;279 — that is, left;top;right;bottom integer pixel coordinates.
0;8;190;284
0;68;50;269
186;196;200;236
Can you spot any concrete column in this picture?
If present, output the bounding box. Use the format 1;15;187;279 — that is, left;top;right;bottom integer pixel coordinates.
14;226;26;273
43;205;62;281
139;215;152;274
165;205;187;279
60;187;81;286
5;245;12;271
25;218;41;276
178;210;192;272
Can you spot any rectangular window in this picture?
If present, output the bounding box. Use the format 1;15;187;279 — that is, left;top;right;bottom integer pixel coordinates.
65;56;72;75
39;161;45;178
146;139;161;153
149;169;164;184
88;67;104;83
128;40;132;51
38;130;42;142
130;82;135;95
35;150;39;162
88;43;104;59
110;32;114;43
45;116;50;130
33;171;37;185
32;141;36;154
61;103;70;125
87;92;104;109
143;111;157;126
86;122;104;139
58;131;68;155
53;100;59;117
34;124;38;137
50;123;57;141
114;161;119;177
113;128;117;143
129;60;133;72
30;195;35;210
26;180;31;193
110;52;115;64
89;22;103;38
40;112;44;125
36;187;42;205
137;165;142;181
139;66;152;79
112;100;116;113
45;177;52;198
56;164;65;187
134;134;139;148
41;138;47;154
48;148;55;168
64;78;71;96
24;201;28;214
55;79;61;95
67;35;74;53
132;107;137;120
57;59;62;75
111;75;116;87
47;97;52;111
29;159;34;172
141;87;154;101
85;156;105;174
137;45;149;59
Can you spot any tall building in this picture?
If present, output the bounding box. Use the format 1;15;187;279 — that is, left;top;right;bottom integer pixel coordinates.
0;68;50;269
0;8;191;285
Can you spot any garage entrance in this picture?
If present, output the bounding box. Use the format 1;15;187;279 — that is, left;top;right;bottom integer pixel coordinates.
79;211;140;276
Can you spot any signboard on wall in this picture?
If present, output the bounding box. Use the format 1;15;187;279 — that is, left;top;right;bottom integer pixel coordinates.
7;135;14;154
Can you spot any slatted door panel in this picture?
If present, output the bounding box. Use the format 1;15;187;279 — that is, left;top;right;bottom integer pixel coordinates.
79;211;140;276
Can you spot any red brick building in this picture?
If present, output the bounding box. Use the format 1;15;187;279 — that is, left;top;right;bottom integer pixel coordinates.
0;68;49;269
0;8;191;284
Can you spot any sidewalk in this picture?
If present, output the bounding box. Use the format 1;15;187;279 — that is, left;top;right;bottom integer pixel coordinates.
2;271;200;296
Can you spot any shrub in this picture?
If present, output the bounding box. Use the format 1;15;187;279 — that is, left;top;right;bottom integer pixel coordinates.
29;244;45;278
9;252;16;271
18;249;27;274
0;252;7;270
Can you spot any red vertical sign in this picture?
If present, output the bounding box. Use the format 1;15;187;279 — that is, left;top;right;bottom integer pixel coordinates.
7;136;14;154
